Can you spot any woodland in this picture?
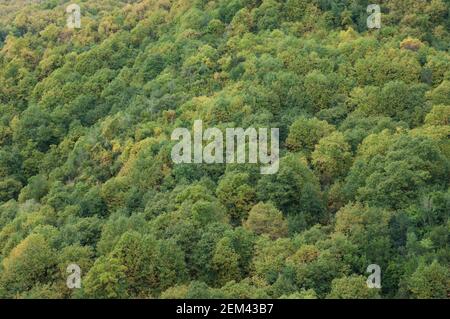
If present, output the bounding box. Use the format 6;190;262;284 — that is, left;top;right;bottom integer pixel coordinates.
0;0;448;298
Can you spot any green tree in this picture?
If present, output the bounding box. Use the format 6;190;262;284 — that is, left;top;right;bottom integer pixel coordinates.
327;275;380;299
428;80;450;105
212;237;241;286
345;133;449;209
216;172;256;225
243;202;288;239
408;261;449;299
424;104;450;126
83;256;128;299
312;132;352;184
286;116;335;153
257;154;325;230
0;233;56;297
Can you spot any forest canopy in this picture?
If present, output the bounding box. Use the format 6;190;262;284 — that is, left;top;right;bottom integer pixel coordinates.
0;0;449;299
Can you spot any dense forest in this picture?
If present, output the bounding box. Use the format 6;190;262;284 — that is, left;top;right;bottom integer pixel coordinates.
0;0;449;299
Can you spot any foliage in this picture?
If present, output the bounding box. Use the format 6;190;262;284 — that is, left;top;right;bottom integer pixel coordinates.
0;0;448;299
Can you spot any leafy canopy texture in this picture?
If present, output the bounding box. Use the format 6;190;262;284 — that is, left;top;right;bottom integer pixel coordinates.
0;0;449;299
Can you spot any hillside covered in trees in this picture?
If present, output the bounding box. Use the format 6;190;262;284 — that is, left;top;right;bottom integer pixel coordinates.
0;0;449;299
